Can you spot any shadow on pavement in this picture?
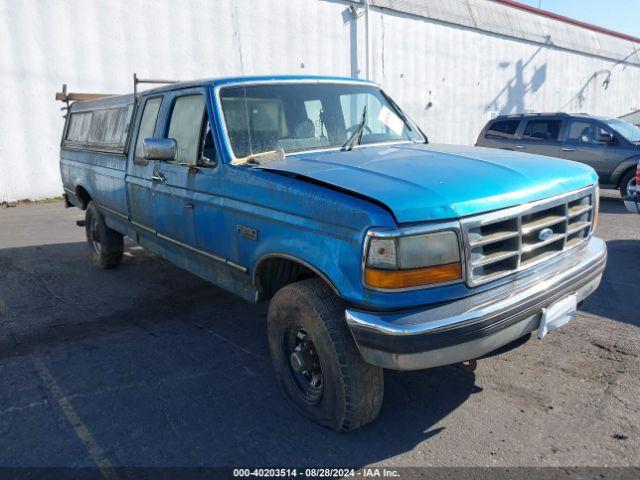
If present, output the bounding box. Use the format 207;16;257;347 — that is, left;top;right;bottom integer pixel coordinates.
598;194;626;214
577;194;640;327
0;241;478;467
581;238;640;327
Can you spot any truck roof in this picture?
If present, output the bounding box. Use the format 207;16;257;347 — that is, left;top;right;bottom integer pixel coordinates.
68;75;376;112
150;74;377;93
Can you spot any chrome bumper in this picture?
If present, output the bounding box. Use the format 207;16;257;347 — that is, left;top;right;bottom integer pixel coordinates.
623;194;639;214
345;236;607;370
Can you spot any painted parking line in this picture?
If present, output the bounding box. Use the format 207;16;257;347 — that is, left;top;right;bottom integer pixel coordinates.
31;356;115;480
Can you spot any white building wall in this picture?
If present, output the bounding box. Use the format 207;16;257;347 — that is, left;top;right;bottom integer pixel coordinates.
1;0;639;202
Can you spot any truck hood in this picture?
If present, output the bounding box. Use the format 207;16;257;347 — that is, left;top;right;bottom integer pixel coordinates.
260;143;598;223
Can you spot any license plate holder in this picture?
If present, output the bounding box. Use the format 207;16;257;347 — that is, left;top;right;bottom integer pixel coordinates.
537;294;577;339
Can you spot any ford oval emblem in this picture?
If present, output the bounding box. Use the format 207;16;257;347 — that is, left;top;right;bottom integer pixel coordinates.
538;228;553;241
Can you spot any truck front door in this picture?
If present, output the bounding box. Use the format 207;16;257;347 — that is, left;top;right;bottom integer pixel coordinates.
560;119;619;178
153;88;232;266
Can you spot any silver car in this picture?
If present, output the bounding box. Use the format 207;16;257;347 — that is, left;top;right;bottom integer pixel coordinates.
476;113;640;197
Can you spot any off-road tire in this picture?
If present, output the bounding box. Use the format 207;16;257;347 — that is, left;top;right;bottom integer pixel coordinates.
85;201;123;269
267;278;384;432
620;170;636;198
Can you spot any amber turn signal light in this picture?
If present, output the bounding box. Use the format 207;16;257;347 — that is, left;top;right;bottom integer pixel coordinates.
364;262;462;289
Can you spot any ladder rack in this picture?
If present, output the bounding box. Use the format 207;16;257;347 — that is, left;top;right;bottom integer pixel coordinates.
133;73;179;98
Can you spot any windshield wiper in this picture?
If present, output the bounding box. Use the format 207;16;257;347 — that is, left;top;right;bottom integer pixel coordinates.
342;106;367;151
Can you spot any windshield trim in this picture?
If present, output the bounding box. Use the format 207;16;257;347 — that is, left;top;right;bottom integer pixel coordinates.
213;79;423;164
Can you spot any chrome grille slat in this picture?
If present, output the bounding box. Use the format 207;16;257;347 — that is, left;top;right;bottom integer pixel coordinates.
461;186;595;287
568;204;592;218
469;230;519;247
472;250;519;267
521;215;566;234
566;221;590;235
521;233;564;253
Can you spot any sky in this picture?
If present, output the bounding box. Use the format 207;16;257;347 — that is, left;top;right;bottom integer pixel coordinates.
517;0;640;38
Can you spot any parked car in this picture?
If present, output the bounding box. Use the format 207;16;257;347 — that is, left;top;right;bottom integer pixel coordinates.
476;113;640;197
623;161;640;214
59;76;606;431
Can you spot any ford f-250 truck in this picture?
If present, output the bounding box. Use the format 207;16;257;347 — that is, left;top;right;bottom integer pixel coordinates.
59;75;606;431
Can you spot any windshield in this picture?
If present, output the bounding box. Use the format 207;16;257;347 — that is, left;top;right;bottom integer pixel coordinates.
219;83;424;159
605;119;640;142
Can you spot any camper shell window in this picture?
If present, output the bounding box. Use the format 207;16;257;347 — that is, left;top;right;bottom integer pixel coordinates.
63;105;134;153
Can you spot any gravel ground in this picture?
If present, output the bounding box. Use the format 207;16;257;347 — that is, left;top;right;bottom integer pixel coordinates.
0;192;638;469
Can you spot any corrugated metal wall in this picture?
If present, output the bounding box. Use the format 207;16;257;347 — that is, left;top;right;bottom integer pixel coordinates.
1;0;639;202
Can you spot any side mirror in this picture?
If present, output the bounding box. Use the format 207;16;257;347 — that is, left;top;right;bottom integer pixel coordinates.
143;138;177;161
597;132;615;144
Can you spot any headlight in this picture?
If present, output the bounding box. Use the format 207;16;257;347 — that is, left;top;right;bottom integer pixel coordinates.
364;230;463;289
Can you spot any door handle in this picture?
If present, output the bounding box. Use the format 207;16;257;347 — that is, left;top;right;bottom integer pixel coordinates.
514;145;526;150
152;172;166;183
561;147;575;152
184;202;194;209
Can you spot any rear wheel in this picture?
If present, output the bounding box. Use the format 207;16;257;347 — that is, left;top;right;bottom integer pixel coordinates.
620;170;636;198
267;278;384;432
85;201;123;269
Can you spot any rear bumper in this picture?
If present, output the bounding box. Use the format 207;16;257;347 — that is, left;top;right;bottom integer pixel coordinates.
345;236;607;370
623;194;639;214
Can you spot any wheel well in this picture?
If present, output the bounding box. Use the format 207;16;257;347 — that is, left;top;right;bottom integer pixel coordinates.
617;165;637;188
75;186;92;209
254;256;336;301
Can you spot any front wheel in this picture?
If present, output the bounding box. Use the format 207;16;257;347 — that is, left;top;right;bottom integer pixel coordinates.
85;201;123;269
267;278;384;432
620;170;637;198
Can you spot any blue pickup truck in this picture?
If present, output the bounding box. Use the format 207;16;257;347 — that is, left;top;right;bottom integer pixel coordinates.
59;75;606;431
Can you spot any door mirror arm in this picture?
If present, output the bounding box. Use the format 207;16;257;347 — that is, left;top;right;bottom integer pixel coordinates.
199;155;218;168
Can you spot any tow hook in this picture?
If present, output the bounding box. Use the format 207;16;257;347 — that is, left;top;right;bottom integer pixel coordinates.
460;359;477;373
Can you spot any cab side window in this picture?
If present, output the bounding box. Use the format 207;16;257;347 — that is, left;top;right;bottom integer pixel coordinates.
567;121;612;144
167;95;206;165
522;120;561;141
134;97;162;164
485;119;520;139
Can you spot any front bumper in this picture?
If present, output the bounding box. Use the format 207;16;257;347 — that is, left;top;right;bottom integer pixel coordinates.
345;236;607;370
623;194;639;214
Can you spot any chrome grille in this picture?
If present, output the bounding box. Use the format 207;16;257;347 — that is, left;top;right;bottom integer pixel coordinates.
461;187;595;287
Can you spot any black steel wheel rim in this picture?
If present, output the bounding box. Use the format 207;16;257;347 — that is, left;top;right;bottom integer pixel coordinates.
284;326;323;405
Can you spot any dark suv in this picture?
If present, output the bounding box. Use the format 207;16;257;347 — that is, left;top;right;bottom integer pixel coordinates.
476;113;640;197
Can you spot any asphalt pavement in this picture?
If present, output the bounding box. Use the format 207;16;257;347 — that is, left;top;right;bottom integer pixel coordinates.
0;192;638;469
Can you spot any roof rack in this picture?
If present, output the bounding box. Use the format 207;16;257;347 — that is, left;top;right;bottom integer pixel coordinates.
133;73;179;98
55;73;180;109
498;112;592;118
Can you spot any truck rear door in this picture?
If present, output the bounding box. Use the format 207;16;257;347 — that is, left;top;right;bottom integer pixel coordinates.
126;95;164;234
513;118;563;158
559;119;619;177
